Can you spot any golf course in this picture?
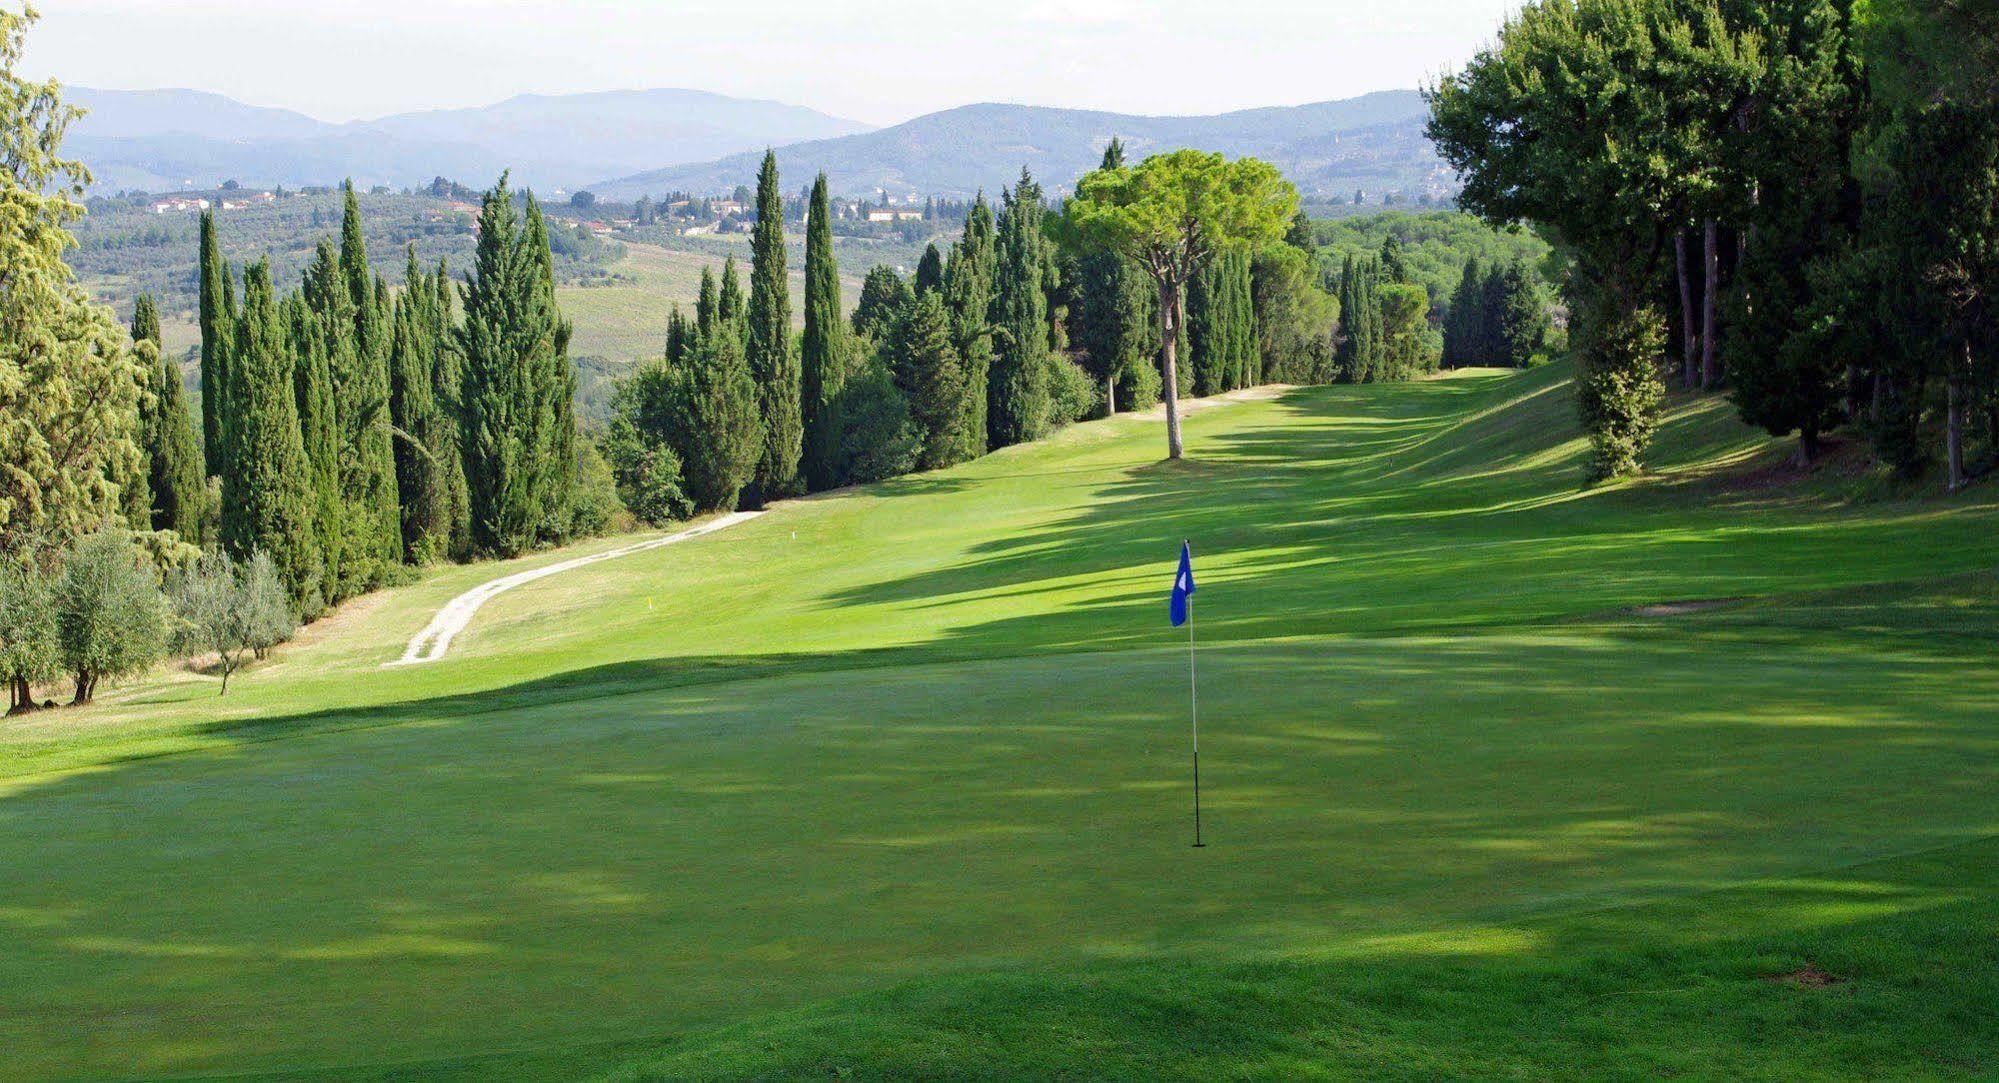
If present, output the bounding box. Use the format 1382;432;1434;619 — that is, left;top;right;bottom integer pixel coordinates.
4;361;1996;1080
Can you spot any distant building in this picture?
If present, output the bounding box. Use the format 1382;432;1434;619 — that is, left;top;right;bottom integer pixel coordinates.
707;200;747;217
865;209;925;223
150;196;210;215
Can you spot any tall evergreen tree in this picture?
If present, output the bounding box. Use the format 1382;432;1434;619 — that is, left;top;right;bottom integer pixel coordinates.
220;260;321;605
695;267;719;341
389;249;447;560
197;210;231;476
987;170;1051;448
745;150;803;503
1493;262;1550;368
914;243;945;296
888;291;968;469
131;295;203;540
286;288;342;603
717;254;745;327
671;322;764;511
945;195;998;458
854;265;913;342
455;174;564;557
523;195;577;542
800;174;849;491
1443;257;1484;367
331;184;402;590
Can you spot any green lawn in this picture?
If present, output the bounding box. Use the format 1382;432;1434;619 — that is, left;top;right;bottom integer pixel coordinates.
3;363;1996;1080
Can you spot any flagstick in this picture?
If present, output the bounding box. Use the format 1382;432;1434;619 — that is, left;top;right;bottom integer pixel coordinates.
1188;590;1203;848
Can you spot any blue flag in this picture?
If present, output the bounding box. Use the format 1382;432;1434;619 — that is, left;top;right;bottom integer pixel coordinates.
1170;540;1195;627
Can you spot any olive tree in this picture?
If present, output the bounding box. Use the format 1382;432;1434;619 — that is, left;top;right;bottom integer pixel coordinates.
170;549;292;695
55;531;166;704
0;548;59;712
1062;151;1298;459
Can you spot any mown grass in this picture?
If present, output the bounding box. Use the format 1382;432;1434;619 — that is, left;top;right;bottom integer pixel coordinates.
1;362;1995;1080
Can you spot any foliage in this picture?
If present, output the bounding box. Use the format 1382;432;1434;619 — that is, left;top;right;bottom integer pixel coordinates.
1574;292;1667;481
988;171;1052;448
886;291;971;470
169;548;294;695
830;358;921;486
603;363;696;527
746;150;803;503
1063;150;1298;457
0;545;58;712
54;530;166;704
0;8;147;549
219;260;323;606
132;294;206;541
801;174;849;491
853;265;913;342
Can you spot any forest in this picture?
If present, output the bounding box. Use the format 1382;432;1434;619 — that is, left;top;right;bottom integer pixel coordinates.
1429;0;1999;481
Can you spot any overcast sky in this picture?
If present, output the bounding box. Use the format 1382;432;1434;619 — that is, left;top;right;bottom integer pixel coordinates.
23;0;1521;126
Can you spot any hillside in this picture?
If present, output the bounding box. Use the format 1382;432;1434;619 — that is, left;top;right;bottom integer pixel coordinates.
67;87;872;192
594;91;1448;200
5;363;1997;1079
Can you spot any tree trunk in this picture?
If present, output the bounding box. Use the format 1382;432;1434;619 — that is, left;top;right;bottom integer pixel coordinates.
5;676;26;714
1104;374;1116;419
1701;220;1721;390
1797;427;1820;469
219;665;231;697
72;672;94;706
1159;278;1185;460
1675;231;1699;389
1947;353;1968;492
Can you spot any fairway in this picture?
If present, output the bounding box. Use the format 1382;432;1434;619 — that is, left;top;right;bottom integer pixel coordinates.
5;363;1998;1079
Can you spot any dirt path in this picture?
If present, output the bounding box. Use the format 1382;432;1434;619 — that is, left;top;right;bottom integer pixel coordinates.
388;510;764;666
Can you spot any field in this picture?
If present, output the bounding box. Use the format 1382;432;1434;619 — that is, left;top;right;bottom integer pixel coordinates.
4;362;1998;1079
555;238;871;363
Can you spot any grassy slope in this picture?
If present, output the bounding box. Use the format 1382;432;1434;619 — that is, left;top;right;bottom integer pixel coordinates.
2;363;1997;1080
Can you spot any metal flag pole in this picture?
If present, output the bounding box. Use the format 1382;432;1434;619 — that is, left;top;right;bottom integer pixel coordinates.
1188;545;1203;848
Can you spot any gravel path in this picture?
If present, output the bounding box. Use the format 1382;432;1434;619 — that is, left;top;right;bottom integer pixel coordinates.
388;510;764;666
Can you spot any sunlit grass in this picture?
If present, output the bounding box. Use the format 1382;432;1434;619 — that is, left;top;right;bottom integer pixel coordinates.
1;361;1995;1079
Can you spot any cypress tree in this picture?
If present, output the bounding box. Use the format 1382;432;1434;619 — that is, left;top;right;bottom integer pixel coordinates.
1443;258;1483;367
332;184;402;589
1188;257;1226;396
987;170;1050;448
287;289;342;604
197;211;231;475
914;243;945;296
717;254;744;327
853;265;913;342
670;322;763;512
390;249;447;560
131;295;203;540
426;258;472;559
745;150;802;502
800;173;848;491
221;260;321;606
946;195;997;457
522;194;576;543
888;291;968;469
1478;263;1509;367
665;305;694;367
455;174;562;557
695;267;719;341
1493;262;1549;367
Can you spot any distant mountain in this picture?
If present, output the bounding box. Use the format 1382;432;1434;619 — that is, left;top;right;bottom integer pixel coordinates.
593;91;1448;200
68;88;873;193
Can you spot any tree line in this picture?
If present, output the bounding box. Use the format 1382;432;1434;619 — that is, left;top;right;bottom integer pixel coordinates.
1430;0;1999;483
603;142;1383;515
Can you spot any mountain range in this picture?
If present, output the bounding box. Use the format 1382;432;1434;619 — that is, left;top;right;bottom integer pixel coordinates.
592;91;1447;200
69;87;1449;200
69;87;872;193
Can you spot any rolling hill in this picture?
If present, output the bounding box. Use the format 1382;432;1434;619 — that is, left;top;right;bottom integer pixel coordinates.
5;363;1997;1078
594;90;1449;200
68;87;872;193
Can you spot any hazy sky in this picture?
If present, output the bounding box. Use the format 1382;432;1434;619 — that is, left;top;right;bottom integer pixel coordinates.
24;0;1521;126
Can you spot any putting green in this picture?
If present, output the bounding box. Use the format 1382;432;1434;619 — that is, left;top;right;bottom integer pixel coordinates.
3;363;1996;1080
